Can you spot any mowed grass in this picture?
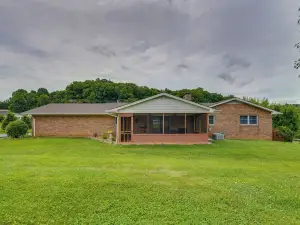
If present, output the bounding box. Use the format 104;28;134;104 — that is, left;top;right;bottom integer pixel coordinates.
0;139;300;224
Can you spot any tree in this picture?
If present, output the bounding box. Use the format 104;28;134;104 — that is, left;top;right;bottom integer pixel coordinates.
0;100;10;109
21;115;32;129
38;94;50;106
1;111;17;130
0;114;4;123
272;104;300;132
295;8;300;74
37;88;49;96
9;93;29;113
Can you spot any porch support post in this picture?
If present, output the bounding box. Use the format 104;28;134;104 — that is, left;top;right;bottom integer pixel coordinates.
131;114;134;136
116;115;118;144
185;113;187;134
162;113;165;134
118;115;121;143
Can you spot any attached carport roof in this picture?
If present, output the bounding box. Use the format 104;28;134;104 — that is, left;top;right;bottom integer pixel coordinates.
22;103;126;115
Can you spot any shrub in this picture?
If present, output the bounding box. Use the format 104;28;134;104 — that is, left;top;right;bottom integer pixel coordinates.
0;114;4;123
1;111;17;130
102;133;108;140
6;120;29;138
21;115;32;129
278;126;294;142
293;131;300;141
111;136;116;142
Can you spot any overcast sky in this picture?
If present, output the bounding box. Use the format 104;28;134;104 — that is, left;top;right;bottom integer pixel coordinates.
0;0;299;103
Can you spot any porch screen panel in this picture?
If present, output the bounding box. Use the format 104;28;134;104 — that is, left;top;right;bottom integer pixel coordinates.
186;114;202;134
164;114;185;134
133;114;163;134
201;114;208;133
151;114;163;134
133;114;149;134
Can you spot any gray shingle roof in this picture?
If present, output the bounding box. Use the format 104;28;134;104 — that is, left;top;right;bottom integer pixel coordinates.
200;103;215;107
22;103;127;115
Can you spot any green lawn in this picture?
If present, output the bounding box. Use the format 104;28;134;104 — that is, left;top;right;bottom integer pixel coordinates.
0;139;300;224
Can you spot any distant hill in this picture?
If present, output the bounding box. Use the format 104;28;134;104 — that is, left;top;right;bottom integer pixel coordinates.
1;79;232;113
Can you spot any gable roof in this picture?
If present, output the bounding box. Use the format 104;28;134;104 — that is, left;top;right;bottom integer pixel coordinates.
204;98;282;115
22;103;126;115
107;93;214;113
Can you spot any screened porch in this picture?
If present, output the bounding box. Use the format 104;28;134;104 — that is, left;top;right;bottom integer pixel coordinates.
119;113;209;144
133;113;208;134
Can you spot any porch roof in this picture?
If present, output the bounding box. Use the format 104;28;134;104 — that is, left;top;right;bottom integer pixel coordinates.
107;93;214;114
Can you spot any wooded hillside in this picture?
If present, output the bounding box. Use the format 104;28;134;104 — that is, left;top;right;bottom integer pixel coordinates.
0;79;232;113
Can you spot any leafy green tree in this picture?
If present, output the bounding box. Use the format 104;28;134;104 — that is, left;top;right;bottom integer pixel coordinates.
9;93;29;113
272;104;300;132
37;88;49;96
277;126;294;142
1;111;17;130
0;114;4;123
21;115;32;129
6;120;28;138
38;94;50;106
0;100;10;109
295;8;300;74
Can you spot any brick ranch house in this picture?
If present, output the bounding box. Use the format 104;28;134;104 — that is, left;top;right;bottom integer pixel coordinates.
23;93;281;144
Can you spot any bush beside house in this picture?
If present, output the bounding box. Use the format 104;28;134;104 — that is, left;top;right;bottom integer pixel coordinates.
21;115;32;129
6;120;29;138
277;126;294;142
1;112;17;131
0;115;4;123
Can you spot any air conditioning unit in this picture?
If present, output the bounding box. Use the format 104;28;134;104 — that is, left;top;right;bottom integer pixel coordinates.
212;132;225;140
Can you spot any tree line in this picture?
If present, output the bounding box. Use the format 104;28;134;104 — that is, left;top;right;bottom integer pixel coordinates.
0;78;299;139
0;79;230;113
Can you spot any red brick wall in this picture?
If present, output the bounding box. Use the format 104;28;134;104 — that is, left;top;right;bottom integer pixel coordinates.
209;103;273;140
33;115;115;137
131;133;209;144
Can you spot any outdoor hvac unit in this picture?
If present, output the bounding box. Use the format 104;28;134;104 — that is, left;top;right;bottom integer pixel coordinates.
212;133;225;140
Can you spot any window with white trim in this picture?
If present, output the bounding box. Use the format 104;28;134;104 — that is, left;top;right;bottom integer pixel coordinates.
209;115;215;125
240;115;258;125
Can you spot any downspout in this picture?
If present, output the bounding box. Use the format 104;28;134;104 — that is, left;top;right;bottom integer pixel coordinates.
107;112;118;144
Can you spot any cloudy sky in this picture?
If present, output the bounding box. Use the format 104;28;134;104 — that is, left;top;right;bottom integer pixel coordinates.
0;0;299;103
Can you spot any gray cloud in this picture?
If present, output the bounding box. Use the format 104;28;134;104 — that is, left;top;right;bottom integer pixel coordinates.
121;65;130;71
177;64;189;69
0;0;299;102
88;45;116;57
218;73;236;84
222;54;251;70
238;78;255;87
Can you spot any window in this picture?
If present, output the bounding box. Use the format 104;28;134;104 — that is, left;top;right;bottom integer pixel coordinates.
249;116;258;125
240;115;258;125
240;116;248;125
209;115;215;125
